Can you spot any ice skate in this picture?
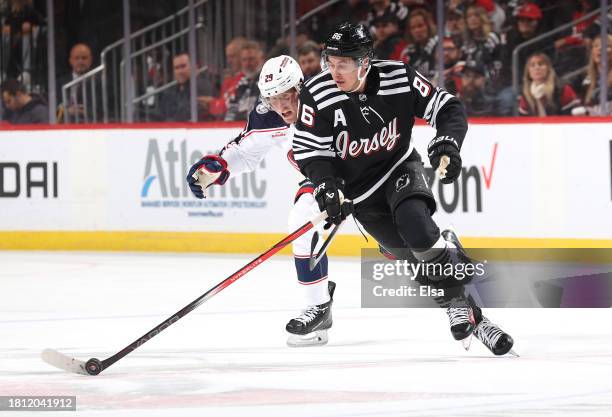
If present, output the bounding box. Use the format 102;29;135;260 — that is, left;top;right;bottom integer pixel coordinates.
446;301;480;350
286;281;335;347
473;316;518;356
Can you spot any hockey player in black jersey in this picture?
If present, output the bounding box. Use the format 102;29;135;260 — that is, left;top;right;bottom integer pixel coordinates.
293;22;515;356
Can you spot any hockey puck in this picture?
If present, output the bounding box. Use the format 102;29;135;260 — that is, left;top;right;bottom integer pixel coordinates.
85;358;102;375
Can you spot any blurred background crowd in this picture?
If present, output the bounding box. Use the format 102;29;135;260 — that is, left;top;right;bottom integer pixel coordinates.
1;0;611;124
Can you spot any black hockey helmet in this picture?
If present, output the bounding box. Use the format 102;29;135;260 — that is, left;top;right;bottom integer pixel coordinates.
322;22;374;60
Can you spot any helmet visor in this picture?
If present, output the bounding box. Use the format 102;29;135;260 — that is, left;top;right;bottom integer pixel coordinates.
321;52;360;75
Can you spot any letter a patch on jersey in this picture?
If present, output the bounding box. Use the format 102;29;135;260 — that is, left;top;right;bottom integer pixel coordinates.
334;109;347;127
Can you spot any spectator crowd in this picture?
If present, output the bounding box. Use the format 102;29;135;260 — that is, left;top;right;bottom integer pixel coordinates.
2;0;612;124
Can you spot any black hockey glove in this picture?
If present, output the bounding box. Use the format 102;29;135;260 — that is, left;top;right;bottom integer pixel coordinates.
313;178;353;227
427;136;462;184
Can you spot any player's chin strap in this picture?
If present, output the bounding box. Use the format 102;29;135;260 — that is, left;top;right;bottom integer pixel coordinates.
347;61;372;93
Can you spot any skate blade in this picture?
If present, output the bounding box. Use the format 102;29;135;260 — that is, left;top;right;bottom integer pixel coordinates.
507;349;520;357
287;330;329;347
460;335;473;351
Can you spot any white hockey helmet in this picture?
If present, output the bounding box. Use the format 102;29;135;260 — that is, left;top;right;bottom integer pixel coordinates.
258;55;304;99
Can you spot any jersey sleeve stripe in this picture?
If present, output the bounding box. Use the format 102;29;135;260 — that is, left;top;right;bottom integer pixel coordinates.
423;89;440;121
304;69;330;87
379;77;409;87
292;138;332;150
379;68;406;78
425;90;445;124
293;128;333;143
313;87;342;102
309;79;336;93
373;60;405;67
318;94;349;109
431;93;453;128
378;86;411;95
293;149;336;160
430;91;446;121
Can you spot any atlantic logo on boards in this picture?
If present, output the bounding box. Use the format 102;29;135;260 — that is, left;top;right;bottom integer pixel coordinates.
425;143;498;213
0;162;58;198
140;139;267;218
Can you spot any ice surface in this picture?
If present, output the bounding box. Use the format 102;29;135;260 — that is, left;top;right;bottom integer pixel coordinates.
1;251;611;416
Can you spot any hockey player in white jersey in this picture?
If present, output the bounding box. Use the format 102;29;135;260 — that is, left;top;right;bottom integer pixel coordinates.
186;55;334;347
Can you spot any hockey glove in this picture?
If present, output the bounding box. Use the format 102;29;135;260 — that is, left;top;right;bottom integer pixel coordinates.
313;178;353;226
186;155;230;199
427;136;462;184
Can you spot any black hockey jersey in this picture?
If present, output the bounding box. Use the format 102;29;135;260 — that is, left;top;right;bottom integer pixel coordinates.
293;59;467;204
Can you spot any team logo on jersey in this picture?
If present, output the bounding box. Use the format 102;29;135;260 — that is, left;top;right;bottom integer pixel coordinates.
359;94;367;102
360;106;370;124
335;117;400;160
256;102;270;114
395;173;410;192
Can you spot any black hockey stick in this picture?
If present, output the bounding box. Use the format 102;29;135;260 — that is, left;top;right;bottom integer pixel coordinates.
308;221;342;271
42;211;328;376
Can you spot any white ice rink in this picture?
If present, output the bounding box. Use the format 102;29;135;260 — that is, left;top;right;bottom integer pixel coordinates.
1;251;611;417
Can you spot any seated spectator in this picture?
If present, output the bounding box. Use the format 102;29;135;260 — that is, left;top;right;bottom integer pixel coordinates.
373;12;408;61
576;34;612;116
297;41;322;81
445;8;466;38
554;0;598;74
431;36;465;94
456;61;496;116
208;36;246;119
1;78;48;124
58;43;96;121
500;3;548;88
224;40;264;121
404;8;438;77
462;4;502;82
158;52;218;122
366;0;409;36
2;0;45;90
475;0;506;33
519;52;580;116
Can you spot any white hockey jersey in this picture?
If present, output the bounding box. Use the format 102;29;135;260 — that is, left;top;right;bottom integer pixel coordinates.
219;100;301;175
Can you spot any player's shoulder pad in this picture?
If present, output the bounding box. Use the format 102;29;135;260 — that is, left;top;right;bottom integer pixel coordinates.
372;59;409;75
301;69;349;111
244;99;287;131
372;59;417;92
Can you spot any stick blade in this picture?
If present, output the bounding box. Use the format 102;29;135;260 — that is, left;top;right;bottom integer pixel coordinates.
41;349;89;375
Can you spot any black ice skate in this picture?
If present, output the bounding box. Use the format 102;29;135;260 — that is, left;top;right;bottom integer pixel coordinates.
286;281;335;347
473;316;517;356
446;300;481;350
441;227;479;346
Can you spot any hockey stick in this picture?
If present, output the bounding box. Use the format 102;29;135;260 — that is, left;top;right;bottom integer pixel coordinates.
308;221;343;271
42;211;328;376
